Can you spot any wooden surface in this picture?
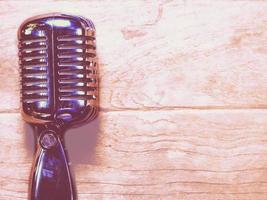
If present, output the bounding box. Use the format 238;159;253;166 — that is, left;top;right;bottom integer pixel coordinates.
0;0;267;199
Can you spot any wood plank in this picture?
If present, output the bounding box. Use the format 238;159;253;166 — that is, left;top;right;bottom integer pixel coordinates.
1;110;267;200
0;0;267;111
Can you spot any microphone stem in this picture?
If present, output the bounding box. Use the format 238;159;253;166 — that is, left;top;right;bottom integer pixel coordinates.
30;126;75;200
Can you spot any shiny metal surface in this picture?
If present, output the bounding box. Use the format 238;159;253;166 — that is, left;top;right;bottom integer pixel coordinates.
18;13;98;126
18;13;98;200
32;132;73;200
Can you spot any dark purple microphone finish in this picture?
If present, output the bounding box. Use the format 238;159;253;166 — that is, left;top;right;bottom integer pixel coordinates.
18;13;98;200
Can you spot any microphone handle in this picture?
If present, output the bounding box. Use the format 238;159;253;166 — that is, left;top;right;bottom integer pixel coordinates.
30;126;75;200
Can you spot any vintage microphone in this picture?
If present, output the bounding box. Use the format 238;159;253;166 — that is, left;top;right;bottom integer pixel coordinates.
18;13;98;200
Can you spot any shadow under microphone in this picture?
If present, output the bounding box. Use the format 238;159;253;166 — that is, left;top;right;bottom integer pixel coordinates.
18;13;98;200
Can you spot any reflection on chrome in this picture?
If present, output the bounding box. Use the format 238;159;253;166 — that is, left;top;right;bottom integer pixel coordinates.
46;19;71;27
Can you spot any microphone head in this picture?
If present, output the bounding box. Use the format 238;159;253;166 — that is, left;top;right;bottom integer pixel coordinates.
18;13;98;126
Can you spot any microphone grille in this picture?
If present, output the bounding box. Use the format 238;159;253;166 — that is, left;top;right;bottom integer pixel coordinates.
56;27;98;122
19;35;49;103
18;14;98;124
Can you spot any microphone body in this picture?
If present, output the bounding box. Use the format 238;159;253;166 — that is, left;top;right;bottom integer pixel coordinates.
18;13;98;200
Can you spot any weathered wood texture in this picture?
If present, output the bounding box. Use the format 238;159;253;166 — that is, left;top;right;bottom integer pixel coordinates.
2;111;267;200
0;0;267;200
1;0;267;111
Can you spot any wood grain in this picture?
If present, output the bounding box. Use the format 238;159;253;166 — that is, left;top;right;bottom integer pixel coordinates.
1;111;267;200
0;0;267;111
0;0;267;200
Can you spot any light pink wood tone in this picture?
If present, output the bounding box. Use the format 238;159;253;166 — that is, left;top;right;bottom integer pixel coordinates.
0;0;267;111
0;0;267;200
1;111;267;200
